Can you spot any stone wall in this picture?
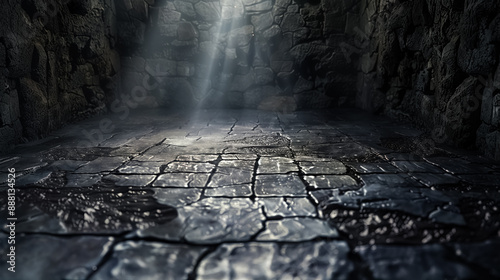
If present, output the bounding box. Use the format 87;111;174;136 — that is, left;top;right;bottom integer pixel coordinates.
115;0;361;110
0;0;120;153
356;0;500;159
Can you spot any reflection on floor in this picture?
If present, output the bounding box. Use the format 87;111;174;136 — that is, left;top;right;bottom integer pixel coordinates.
1;108;499;279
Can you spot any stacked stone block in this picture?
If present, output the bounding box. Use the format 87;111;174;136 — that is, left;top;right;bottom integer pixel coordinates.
115;0;361;110
0;0;120;153
356;0;500;159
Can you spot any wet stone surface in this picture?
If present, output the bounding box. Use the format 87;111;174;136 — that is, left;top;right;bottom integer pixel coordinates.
1;109;499;279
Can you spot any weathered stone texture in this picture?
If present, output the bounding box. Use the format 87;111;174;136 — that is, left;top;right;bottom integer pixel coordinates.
356;0;500;159
0;0;119;153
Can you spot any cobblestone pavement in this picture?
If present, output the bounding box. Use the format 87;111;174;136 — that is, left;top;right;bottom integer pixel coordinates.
1;109;499;280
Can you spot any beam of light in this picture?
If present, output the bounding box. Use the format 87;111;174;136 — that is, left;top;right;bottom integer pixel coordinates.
189;1;245;124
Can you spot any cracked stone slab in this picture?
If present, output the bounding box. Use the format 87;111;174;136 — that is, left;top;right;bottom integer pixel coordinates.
197;241;353;280
360;174;423;188
425;157;493;174
176;154;219;162
118;161;162;174
221;153;258;160
90;241;208;280
224;146;293;157
255;174;307;196
293;156;333;162
410;173;461;187
153;173;210;187
299;160;347;174
66;173;103;187
137;198;265;244
304;175;359;190
258;197;316;217
153;188;203;207
164;161;215;173
304;142;375;161
0;233;113;280
347;162;400;173
0;156;48;173
74;157;128;173
310;182;450;218
218;160;255;170
356;244;478;280
225;135;290;146
392;161;445;173
257;156;298;174
110;143;156;156
257;218;338;241
205;184;253;197
103;174;156;187
16;170;52;186
208;168;254;188
47;160;88;171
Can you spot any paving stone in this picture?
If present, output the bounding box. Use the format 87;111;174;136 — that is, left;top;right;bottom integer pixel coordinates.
410;173;461;187
74;157;128;173
197;241;353;280
4;108;500;277
16;170;52;186
176;154;219;162
205;184;253;197
221;153;258;160
304;142;375;161
347;162;400;173
356;244;478;280
0;234;113;280
153;173;210;187
311;183;448;218
257;218;338;241
103;174;156;187
91;241;207;280
304;175;359;190
164;161;215;173
360;174;423;187
66;173;102;187
258;156;298;173
425;157;493;174
47;160;88;171
0;156;47;173
118;161;162;174
294;155;333;162
258;197;316;217
153;188;202;207
299;160;347;174
218;159;255;170
255;174;307;196
208;168;253;187
392;160;445;173
138;198;265;244
225;146;293;157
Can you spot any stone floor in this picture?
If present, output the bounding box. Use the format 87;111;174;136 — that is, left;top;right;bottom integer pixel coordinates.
1;108;500;280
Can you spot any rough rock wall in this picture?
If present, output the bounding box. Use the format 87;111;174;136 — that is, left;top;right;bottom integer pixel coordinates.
0;0;120;153
356;0;500;159
115;0;361;110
